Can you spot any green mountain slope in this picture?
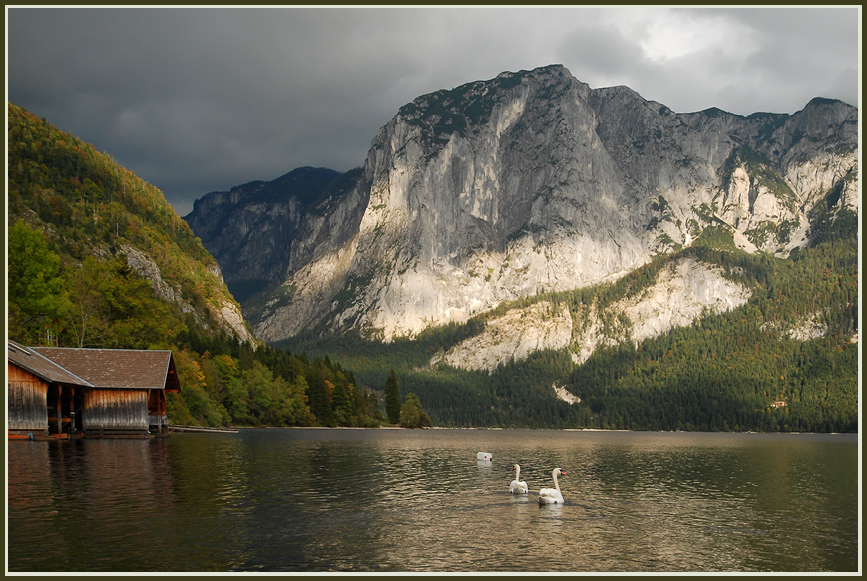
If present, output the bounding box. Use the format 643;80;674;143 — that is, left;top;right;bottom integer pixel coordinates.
7;102;252;347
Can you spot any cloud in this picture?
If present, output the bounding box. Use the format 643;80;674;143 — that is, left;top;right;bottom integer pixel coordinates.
557;25;644;84
684;7;860;110
6;6;860;215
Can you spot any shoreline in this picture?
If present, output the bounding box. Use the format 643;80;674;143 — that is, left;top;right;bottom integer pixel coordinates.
213;425;858;436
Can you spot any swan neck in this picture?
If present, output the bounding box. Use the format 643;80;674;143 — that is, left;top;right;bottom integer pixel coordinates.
553;470;560;492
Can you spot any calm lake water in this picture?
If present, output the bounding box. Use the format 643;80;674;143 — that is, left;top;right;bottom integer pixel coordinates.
6;428;860;573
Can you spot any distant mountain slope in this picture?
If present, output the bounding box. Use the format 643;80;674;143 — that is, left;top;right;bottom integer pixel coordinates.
7;102;254;347
183;166;351;305
187;65;857;346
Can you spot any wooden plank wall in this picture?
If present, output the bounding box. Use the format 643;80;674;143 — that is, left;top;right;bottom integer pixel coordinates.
147;389;168;433
83;389;149;431
7;364;49;431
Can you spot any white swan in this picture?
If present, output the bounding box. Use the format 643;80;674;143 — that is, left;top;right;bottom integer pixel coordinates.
509;464;529;494
538;468;566;504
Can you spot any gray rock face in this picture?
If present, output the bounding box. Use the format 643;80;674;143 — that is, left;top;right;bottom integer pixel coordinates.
183;166;347;303
187;65;858;344
430;301;574;373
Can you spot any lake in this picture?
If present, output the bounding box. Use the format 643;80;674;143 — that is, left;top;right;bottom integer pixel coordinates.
6;428;860;572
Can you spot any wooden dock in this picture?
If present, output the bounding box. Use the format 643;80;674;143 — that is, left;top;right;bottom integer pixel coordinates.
168;425;240;434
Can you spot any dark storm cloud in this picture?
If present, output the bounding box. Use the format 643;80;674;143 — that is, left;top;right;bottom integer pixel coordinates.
7;8;432;214
6;7;860;216
557;25;645;80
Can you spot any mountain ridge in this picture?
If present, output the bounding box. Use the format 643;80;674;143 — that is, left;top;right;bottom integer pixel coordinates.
186;65;857;350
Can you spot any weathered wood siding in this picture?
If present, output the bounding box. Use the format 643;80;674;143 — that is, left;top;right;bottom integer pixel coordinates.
7;363;49;431
147;389;168;433
83;388;148;431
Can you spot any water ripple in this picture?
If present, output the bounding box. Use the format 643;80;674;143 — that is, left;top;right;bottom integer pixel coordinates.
6;430;858;572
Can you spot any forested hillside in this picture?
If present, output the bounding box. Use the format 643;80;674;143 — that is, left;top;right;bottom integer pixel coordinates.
8;103;244;345
6;103;391;428
285;210;858;432
565;228;858;433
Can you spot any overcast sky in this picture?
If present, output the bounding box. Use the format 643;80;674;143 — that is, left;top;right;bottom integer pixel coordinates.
6;6;861;216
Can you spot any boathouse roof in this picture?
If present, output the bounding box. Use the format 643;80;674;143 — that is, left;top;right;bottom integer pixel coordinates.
7;340;91;387
28;346;180;392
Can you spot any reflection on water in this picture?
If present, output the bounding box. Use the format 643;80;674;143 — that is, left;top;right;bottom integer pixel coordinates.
7;429;859;572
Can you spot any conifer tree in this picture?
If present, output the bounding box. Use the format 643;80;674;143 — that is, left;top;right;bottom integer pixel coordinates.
385;369;401;424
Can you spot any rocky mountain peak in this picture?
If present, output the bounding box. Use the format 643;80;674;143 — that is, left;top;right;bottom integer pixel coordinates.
185;65;858;345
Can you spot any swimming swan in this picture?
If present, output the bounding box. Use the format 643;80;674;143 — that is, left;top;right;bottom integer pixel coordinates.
538;468;566;504
509;464;529;494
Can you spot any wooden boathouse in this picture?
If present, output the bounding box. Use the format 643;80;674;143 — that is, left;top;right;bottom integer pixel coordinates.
7;340;181;438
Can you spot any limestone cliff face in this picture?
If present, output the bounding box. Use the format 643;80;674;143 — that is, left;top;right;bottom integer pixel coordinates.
430;257;751;373
430;301;574;372
573;257;751;367
187;65;857;345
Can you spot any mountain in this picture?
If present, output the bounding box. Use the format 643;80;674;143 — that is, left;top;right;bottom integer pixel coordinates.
186;65;857;351
184;65;857;432
7;103;255;347
183;166;351;304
